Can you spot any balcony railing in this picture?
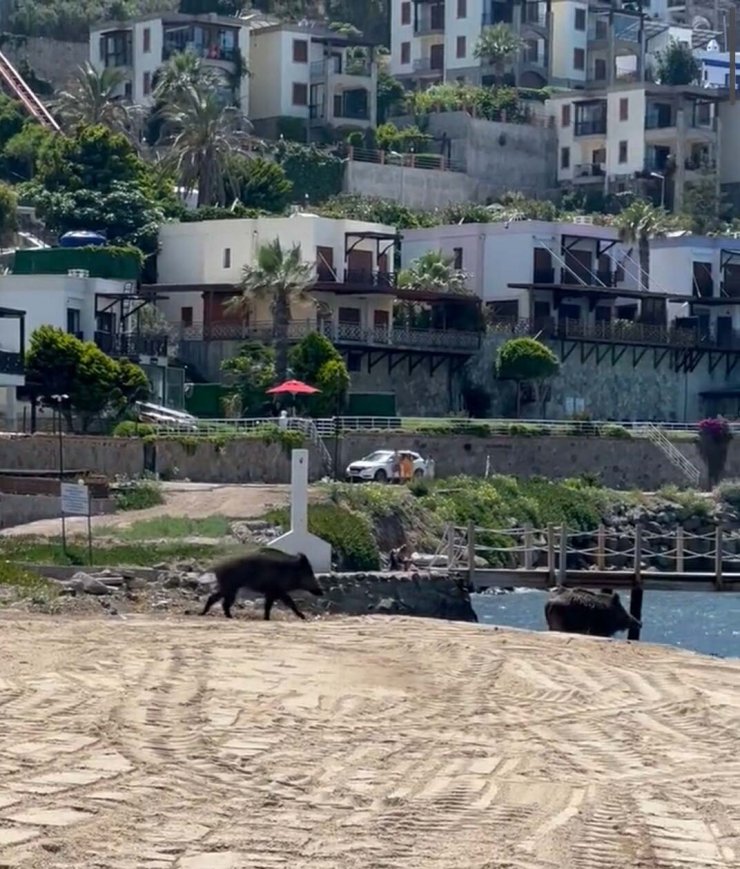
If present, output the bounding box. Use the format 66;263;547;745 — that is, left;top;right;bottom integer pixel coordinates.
162;44;238;63
310;59;373;78
178;319;481;352
316;269;396;290
574;118;607;136
415;17;445;35
94;331;169;358
488;316;722;349
413;57;444;73
0;351;23;376
574;162;605;178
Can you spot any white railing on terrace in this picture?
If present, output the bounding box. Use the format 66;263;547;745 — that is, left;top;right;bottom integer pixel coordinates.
645;423;701;486
346;145;467;173
144;415;721;439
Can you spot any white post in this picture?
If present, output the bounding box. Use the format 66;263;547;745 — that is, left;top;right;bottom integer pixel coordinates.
290;448;309;535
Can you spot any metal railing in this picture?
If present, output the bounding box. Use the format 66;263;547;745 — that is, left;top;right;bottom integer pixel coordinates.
94;331;169;358
142;415;722;438
574;119;607;136
177;319;482;351
646;423;701;486
0;350;22;376
346;145;466;173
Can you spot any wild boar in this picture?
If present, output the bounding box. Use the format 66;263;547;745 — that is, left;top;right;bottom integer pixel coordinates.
544;587;640;638
201;548;323;621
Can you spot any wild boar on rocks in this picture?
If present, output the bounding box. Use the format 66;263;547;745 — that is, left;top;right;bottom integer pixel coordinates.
201;549;323;621
544;587;640;638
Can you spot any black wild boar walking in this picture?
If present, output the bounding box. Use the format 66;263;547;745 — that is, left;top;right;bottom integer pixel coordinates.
201;549;323;621
544;587;640;638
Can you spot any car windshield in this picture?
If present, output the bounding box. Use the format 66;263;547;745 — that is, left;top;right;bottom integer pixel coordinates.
361;451;393;462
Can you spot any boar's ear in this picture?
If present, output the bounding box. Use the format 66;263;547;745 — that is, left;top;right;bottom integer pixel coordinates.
297;553;311;568
610;592;621;604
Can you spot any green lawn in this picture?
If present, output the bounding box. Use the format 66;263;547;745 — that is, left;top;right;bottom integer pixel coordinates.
97;515;236;541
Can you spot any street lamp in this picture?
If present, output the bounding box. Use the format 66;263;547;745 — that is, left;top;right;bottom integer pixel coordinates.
650;171;666;210
51;394;69;551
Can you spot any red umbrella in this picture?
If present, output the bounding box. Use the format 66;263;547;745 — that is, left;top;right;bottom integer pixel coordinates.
266;379;320;396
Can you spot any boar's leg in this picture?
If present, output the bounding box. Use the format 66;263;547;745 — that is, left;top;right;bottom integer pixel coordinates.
278;592;306;620
201;591;223;616
222;589;237;619
263;595;276;621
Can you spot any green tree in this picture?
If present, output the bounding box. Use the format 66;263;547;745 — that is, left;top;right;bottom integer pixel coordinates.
0;182;18;246
160;82;249;206
377;67;405;122
225;239;315;381
0;95;27;147
25;326;149;432
290;332;350;415
655;39;701;86
473;23;524;84
153;49;222;104
614;199;670;292
681;172;730;234
52;63;132;132
397;249;470;294
496;337;559;417
2;122;53;181
226;155;292;212
221;340;276;416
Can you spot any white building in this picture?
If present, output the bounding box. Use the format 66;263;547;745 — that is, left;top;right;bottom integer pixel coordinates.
696;48;733;89
154;213;399;342
246;18;378;138
547;83;723;210
0;305;26;430
0;255;179;408
89;12;250;112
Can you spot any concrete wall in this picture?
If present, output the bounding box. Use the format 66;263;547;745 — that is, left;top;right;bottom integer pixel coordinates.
0;495;114;529
0;36;87;89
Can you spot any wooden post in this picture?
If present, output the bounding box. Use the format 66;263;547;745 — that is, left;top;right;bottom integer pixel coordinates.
597;524;605;570
467;521;476;589
547;525;556;585
523;524;534;570
446;522;455;570
558;526;567;585
715;525;724;590
628;523;643;641
676;525;684;573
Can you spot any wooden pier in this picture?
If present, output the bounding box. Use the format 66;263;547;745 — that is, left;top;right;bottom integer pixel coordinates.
437;522;740;640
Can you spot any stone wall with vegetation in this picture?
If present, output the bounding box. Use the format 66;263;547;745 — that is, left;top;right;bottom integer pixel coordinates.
0;36;86;90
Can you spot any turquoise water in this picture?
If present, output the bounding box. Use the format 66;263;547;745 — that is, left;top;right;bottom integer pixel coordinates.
472;590;740;658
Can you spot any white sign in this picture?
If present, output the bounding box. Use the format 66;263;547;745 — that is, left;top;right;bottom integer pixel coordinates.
60;482;90;516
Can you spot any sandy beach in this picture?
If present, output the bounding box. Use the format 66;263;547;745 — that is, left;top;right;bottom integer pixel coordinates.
1;614;739;868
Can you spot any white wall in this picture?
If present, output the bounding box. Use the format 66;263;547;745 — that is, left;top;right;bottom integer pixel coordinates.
443;0;483;75
390;0;414;77
605;88;645;177
551;0;587;84
249;29;283;118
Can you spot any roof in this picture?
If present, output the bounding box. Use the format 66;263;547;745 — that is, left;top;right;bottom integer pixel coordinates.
509;282;676;301
546;82;727;102
242;13;377;46
92;10;246;31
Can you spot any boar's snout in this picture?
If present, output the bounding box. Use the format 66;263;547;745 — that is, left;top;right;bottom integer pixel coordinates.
301;573;324;596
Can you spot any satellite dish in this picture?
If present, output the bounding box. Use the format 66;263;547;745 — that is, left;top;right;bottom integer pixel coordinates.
692;14;712;30
706;38;720;51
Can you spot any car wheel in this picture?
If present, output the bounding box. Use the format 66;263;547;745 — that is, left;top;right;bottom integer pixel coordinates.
374;469;388;483
413;468;424;479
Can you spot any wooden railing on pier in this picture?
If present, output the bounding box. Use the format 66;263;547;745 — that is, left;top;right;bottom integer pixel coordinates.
439;522;740;593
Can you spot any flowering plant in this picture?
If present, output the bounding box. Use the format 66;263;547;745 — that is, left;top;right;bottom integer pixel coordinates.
698;417;732;442
697;416;733;488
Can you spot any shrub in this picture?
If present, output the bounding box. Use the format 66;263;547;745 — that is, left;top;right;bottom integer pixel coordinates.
718;479;740;510
265;503;380;571
601;424;632;439
112;420;155;437
114;477;165;511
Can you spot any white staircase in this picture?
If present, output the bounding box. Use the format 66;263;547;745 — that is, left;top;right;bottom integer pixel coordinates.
292;418;333;475
645;423;701;486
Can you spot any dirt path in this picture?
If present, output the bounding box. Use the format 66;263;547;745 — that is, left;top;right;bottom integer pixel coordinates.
0;483;294;538
1;615;739;868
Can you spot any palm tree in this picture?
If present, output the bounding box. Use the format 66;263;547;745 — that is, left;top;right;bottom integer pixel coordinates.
225;239;315;381
614;200;670;292
160;81;249;207
53;62;131;131
397;250;470;295
473;23;525;84
153;50;222;104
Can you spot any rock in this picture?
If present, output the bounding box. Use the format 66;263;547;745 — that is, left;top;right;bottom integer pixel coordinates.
152;599;171;609
373;597;409;614
68;572;115;596
124;576;148;591
163;574;181;589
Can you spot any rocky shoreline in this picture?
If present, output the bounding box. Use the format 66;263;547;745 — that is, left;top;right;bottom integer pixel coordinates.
10;562;478;622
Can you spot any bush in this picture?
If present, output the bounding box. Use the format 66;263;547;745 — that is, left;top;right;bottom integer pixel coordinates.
718;479;740;510
112;420;155;438
602;424;632;439
114;477;165;511
265;503;380;571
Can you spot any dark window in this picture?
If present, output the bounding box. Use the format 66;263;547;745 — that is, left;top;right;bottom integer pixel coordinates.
292;82;308;105
143;71;151;95
293;39;308;63
574;8;586;29
181;306;193;327
66;308;81;336
561;146;570;169
619;97;629;121
347;352;362;372
456;36;466;58
143;27;151;53
574;48;585;70
561;104;570;127
594;58;606;80
223;248;231;268
401;41;411;64
618;140;628;163
453;247;463;269
430;43;444;69
457;0;467;17
401;1;411;23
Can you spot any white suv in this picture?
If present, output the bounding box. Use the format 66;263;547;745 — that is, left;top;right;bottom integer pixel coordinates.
345;450;427;483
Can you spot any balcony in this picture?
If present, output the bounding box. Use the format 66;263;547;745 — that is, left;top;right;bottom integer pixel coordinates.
94;331;169;358
178;318;481;352
415;17;445;35
521;2;549;29
413;57;444;74
573;162;605;180
315;270;396;291
310;58;373;80
0;351;23;376
574;118;607;136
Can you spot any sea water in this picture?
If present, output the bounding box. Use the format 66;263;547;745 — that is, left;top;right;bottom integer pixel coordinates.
473;590;740;659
